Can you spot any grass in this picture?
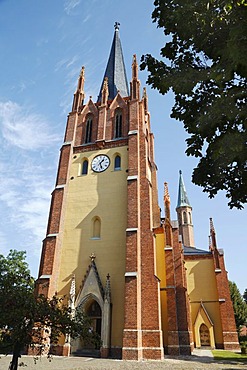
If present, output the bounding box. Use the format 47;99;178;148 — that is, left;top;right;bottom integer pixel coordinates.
212;349;247;362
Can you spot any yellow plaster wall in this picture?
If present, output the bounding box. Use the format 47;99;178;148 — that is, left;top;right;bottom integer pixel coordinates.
155;232;168;346
58;146;128;347
185;258;223;345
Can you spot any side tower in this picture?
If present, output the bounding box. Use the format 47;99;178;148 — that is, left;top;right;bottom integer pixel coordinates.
36;24;163;360
176;170;194;247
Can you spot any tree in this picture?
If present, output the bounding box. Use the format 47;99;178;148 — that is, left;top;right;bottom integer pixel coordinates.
244;289;247;304
141;0;247;209
229;281;247;331
0;250;96;370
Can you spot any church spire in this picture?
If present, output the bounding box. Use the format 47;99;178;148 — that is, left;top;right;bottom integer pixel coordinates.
177;170;191;208
176;171;195;247
97;22;129;102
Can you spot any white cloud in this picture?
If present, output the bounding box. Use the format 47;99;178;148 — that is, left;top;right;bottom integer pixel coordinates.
55;56;78;72
0;101;59;150
83;14;91;23
64;0;81;15
0;100;60;270
0;231;8;255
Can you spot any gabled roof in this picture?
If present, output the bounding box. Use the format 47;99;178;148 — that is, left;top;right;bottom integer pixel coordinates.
177;170;191;208
97;22;129;102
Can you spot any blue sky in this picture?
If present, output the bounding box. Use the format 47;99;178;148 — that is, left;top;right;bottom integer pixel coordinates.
0;0;246;294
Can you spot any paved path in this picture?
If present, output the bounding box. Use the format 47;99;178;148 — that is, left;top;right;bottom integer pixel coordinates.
0;352;246;370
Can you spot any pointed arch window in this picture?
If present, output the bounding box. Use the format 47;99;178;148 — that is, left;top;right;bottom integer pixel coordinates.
115;110;122;138
85;116;93;143
82;159;88;175
188;212;192;224
92;217;101;239
114;155;121;171
183;211;188;224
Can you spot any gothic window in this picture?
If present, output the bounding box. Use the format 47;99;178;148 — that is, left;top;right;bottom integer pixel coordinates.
188;212;192;224
114;155;121;170
92;217;101;239
82;159;88;175
85;116;92;143
115;110;122;138
183;211;188;224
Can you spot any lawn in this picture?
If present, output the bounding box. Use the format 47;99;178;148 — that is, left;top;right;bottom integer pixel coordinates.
212;349;247;362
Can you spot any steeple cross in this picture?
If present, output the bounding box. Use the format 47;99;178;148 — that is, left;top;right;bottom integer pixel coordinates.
114;22;120;30
90;253;96;262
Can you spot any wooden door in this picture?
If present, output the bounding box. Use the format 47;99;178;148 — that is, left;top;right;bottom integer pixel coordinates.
200;324;210;346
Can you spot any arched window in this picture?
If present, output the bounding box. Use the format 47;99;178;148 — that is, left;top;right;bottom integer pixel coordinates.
114;155;121;170
92;217;101;239
85;117;92;143
183;211;187;224
188;212;192;224
115;111;122;138
82;159;88;175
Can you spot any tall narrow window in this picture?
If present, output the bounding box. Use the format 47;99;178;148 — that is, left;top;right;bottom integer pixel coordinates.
183;211;188;224
82;159;88;175
114;155;121;170
85;117;92;143
115;111;122;138
92;217;101;239
188;212;192;224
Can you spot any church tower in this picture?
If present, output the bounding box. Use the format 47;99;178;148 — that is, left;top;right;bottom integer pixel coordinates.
36;23;163;360
176;170;195;247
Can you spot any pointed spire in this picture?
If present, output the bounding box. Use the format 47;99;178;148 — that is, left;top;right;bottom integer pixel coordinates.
101;77;109;106
104;273;111;303
130;54;140;100
72;66;85;111
164;182;171;221
177;170;191;208
209;217;217;250
97;23;129;102
142;87;148;113
164;182;172;247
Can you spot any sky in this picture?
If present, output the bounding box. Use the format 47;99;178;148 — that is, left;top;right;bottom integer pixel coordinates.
0;0;246;294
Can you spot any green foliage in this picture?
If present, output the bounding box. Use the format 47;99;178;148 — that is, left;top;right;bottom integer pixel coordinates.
141;0;247;209
244;289;247;304
0;250;98;370
229;281;247;331
212;349;247;361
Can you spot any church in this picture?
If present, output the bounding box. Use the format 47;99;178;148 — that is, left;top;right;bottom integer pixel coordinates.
36;23;239;360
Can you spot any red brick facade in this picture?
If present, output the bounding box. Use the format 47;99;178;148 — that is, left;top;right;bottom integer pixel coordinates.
213;250;239;350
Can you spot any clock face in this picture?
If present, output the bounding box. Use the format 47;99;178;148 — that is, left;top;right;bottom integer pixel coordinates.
91;155;110;173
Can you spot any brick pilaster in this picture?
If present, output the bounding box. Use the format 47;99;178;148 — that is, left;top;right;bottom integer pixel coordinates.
214;250;239;350
37;112;76;297
123;97;164;360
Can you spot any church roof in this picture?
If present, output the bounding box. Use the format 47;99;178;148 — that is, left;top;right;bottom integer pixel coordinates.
177;170;191;208
97;22;129;102
184;246;211;255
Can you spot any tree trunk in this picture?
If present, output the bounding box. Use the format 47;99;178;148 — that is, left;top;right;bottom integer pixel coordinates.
9;343;21;370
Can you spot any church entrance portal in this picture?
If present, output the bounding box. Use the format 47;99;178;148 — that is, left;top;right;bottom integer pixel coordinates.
86;300;102;343
200;324;210;346
72;299;102;356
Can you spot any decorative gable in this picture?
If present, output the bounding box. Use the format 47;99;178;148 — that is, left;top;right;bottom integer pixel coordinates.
75;258;104;309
